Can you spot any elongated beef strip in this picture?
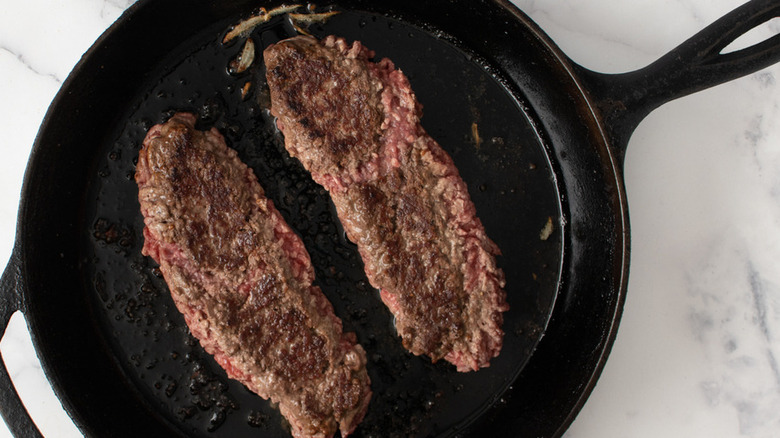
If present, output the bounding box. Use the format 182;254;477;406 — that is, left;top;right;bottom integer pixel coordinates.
136;112;371;438
264;36;509;372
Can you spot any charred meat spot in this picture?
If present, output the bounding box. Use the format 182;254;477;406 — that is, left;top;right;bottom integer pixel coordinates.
270;65;287;80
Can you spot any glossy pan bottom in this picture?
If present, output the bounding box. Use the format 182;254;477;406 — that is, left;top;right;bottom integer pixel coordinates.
83;9;562;438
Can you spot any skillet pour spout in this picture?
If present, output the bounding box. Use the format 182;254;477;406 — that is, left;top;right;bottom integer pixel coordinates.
0;1;779;437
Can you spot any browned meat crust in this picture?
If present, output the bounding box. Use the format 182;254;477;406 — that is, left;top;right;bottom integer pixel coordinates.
264;36;508;372
136;112;371;437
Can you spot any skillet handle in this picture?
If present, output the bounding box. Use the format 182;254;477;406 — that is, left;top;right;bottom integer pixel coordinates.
0;251;44;438
577;0;780;162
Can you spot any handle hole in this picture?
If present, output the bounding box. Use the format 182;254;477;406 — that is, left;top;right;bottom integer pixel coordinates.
1;311;82;437
721;17;780;55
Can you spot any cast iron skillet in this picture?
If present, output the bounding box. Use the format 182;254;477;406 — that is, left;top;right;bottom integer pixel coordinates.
1;0;779;437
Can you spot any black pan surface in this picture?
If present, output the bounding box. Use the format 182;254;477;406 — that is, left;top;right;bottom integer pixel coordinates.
86;8;562;437
0;0;639;435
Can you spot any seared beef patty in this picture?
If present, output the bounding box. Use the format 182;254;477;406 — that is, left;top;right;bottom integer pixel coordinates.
264;36;508;371
136;112;371;437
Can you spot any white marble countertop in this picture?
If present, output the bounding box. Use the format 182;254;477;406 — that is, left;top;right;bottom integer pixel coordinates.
1;0;778;437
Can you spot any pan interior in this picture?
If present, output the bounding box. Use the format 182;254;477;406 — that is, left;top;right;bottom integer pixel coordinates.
83;9;563;437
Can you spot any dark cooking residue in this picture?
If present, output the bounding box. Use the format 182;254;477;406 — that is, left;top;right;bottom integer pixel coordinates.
92;218;134;253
